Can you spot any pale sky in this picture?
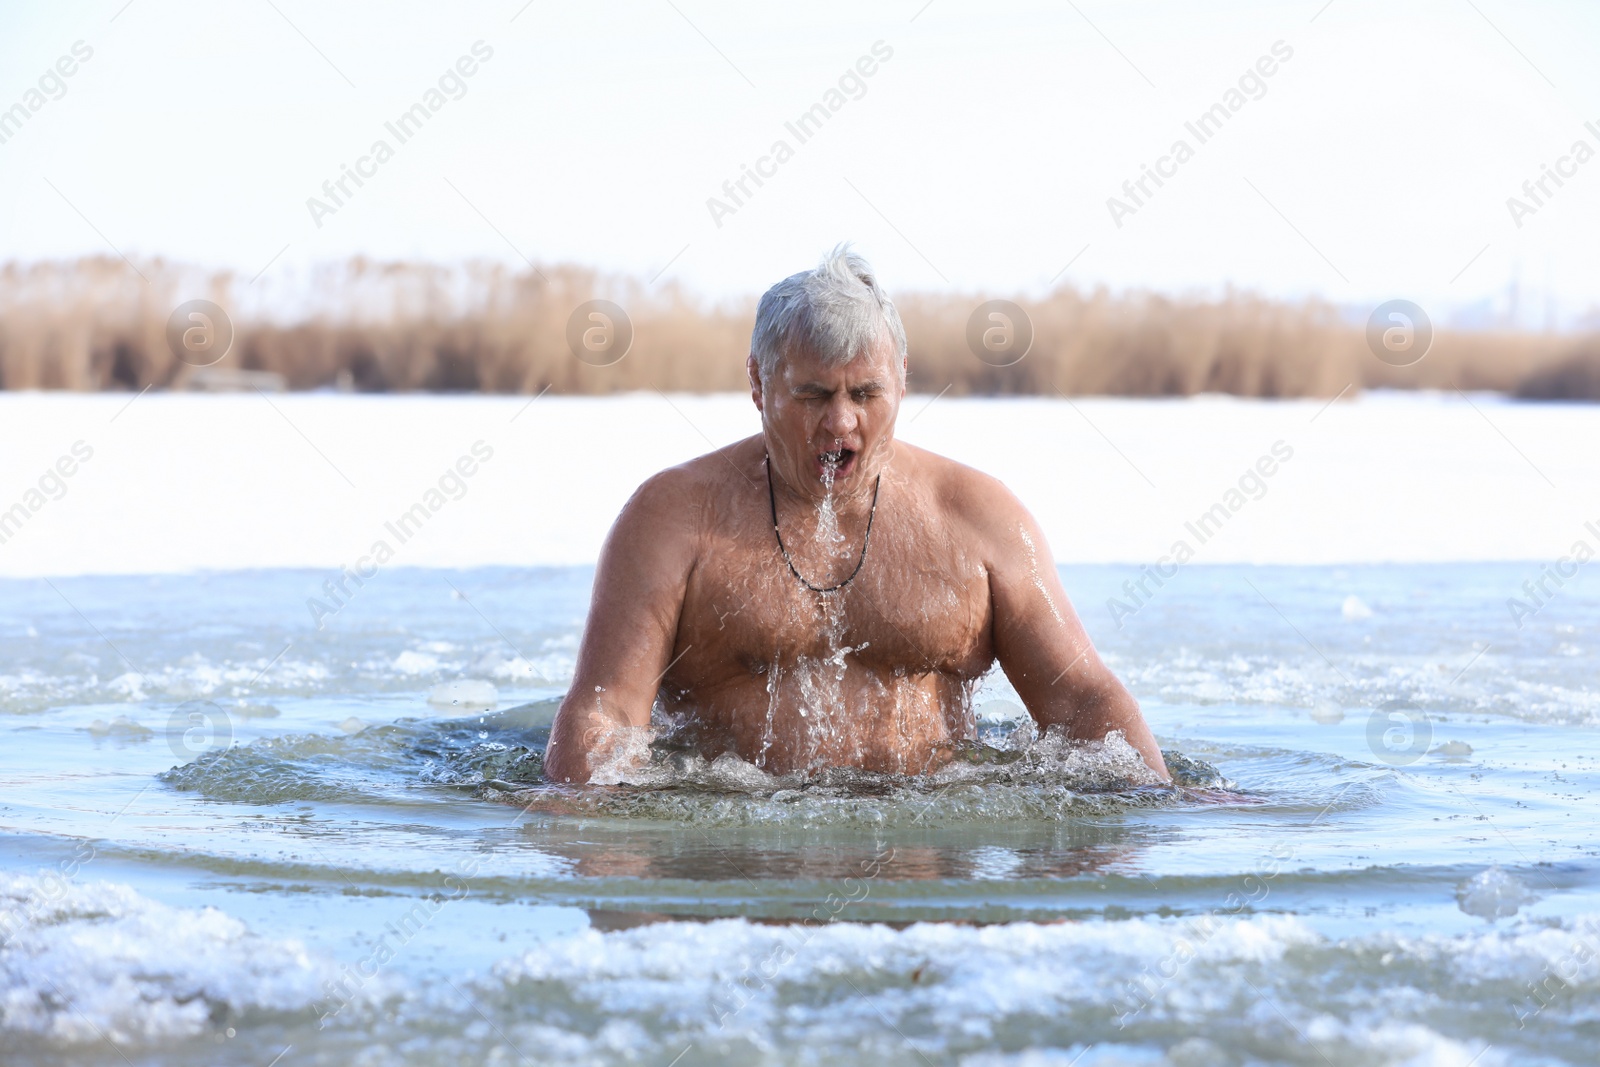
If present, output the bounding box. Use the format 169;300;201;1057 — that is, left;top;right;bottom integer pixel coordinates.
2;0;1598;326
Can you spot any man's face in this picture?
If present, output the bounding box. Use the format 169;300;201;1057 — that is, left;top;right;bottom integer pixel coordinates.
750;333;905;500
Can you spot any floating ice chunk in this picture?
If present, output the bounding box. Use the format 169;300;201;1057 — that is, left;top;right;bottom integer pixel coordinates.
232;701;280;719
84;715;152;738
480;652;575;684
1310;700;1345;725
428;679;499;710
1456;865;1537;919
1341;595;1374;621
1436;739;1473;757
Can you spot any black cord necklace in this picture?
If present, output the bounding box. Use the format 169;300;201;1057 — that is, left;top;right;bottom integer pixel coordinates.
766;454;881;594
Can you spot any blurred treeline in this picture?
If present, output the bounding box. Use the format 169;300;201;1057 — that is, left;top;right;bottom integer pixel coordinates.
2;257;1597;398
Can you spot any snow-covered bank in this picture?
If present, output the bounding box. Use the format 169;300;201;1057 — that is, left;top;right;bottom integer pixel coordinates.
0;391;1593;576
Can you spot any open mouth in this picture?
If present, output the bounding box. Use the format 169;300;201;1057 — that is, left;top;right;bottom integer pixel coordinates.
817;447;858;479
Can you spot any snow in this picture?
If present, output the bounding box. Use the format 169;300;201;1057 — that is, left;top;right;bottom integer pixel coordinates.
0;390;1594;577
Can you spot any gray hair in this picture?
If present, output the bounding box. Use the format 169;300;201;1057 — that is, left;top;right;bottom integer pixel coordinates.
750;245;907;383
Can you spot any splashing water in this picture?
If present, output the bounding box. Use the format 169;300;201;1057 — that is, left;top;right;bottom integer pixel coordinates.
499;717;1202;827
585;724;656;786
752;448;890;773
815;441;850;559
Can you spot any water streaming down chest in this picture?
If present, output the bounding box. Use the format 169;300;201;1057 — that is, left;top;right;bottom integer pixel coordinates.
751;461;971;775
813;457;850;561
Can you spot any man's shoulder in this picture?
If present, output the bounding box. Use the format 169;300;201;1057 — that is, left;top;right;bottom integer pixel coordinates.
626;435;762;514
896;441;1022;526
896;443;1049;575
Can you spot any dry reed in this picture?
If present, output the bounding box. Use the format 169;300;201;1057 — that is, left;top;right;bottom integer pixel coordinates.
1;258;1594;399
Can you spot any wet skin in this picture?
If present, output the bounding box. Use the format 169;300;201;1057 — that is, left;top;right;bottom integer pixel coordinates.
544;337;1171;783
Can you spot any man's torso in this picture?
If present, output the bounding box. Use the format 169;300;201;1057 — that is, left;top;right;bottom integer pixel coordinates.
658;440;997;774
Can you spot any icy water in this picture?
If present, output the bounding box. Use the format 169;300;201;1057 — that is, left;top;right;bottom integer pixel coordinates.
2;564;1598;1067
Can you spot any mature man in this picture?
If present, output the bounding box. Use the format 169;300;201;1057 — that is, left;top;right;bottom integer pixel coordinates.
544;248;1168;784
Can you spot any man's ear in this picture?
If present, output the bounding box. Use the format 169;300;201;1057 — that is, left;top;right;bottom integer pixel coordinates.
747;354;764;413
901;357;909;398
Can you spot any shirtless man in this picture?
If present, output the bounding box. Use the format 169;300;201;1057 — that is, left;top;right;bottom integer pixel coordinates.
544;248;1169;784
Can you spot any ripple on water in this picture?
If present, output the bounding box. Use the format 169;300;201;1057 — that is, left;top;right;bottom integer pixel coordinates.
159;714;547;805
159;708;1242;825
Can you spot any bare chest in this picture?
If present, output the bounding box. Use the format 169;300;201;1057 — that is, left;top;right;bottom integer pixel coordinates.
673;509;994;682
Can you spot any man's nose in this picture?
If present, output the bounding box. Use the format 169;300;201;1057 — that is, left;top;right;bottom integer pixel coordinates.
821;395;858;438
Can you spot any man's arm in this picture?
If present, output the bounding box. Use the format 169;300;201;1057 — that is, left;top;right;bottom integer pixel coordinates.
543;469;698;784
973;475;1171;782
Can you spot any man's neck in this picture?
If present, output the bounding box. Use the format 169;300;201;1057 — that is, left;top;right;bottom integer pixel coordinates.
767;461;882;518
